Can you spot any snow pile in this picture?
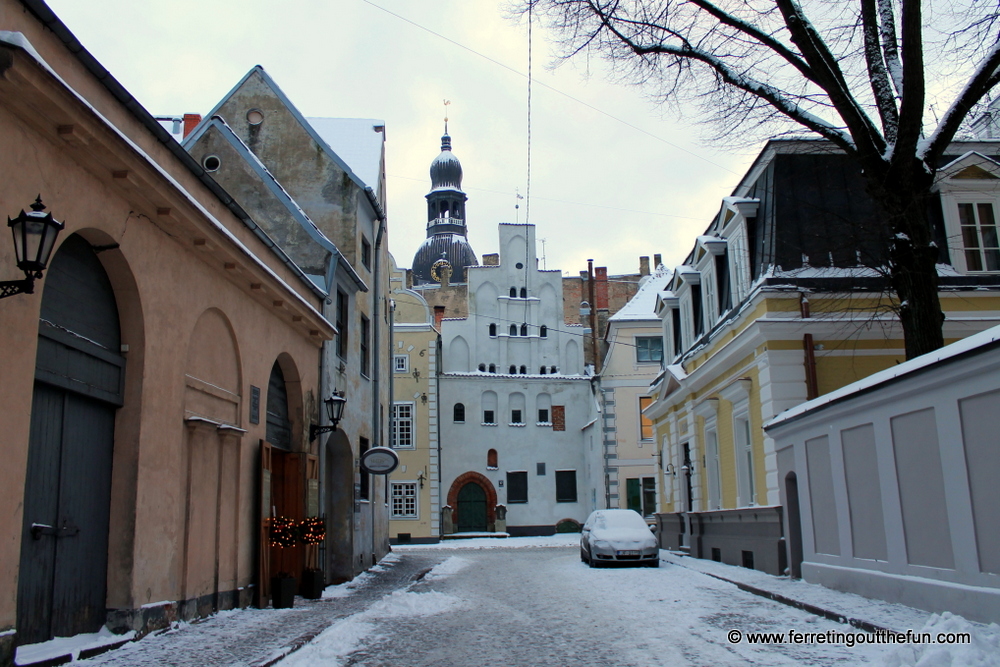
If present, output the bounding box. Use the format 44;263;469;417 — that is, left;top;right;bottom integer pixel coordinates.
14;626;135;665
870;613;1000;667
278;589;464;666
321;555;399;599
423;556;470;581
393;533;580;550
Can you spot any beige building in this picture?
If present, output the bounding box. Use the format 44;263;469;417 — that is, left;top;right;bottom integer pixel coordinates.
388;257;442;543
0;3;335;663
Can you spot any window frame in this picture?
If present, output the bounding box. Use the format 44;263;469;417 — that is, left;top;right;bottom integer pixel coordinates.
639;396;654;441
957;201;1000;273
360;314;370;378
635;336;664;364
361;236;372;270
453;403;466;423
393;354;409;374
507;470;528;503
555;470;578;503
391;402;415;449
335;289;349;360
390;481;418;518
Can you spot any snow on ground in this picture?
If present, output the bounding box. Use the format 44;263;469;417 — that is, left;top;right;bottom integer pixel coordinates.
14;627;135;665
392;533;580;551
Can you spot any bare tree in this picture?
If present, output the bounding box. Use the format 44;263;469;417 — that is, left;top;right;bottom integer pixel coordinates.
515;0;1000;358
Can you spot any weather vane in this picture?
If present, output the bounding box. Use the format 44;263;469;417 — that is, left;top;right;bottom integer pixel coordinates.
444;99;451;133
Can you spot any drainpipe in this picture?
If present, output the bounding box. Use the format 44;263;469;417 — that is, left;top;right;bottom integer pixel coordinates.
369;188;386;563
801;294;818;401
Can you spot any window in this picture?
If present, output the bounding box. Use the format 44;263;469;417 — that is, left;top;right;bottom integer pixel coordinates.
511;409;523;424
359;437;370;500
639;397;654;440
393;354;409;373
454;403;466;422
958;202;1000;271
360;315;370;377
642;477;656;517
391;482;417;518
556;470;577;502
336;290;348;359
520;323;528;336
692;284;704;337
391;403;414;448
489;323;497;337
539;366;547;375
519;365;527;374
489;364;496;373
483;409;496;425
705;425;721;510
510;287;517;297
538;408;549;423
507;471;527;503
636;336;664;364
361;237;372;270
510;324;517;336
478;363;486;372
671;308;682;356
519;287;527;298
509;365;517;374
536;462;546;476
550;366;557;374
626;478;642;512
734;413;755;506
487;449;498;469
539;325;547;338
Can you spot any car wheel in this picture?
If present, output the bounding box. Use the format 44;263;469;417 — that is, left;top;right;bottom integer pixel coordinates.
580;549;588;563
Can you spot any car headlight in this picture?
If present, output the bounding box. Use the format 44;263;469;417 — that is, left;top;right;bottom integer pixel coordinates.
593;540;610;548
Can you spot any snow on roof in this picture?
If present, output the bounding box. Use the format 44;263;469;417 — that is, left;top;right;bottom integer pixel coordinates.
609;265;672;322
765;324;1000;430
306;117;384;191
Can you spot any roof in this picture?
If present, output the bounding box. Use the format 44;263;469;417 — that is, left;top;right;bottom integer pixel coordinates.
306;117;384;194
765;324;1000;431
608;265;672;323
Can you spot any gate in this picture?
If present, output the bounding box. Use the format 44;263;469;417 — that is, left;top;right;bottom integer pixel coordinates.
457;483;487;532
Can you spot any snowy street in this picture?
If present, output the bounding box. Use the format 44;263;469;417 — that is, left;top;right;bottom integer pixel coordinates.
73;536;998;667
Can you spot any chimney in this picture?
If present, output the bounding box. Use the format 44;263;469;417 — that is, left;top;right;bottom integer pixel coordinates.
183;113;202;138
639;256;650;276
653;254;662;269
483;253;500;266
434;306;445;329
596;267;609;310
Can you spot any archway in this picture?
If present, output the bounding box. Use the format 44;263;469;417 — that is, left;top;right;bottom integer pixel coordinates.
446;472;498;533
785;472;804;578
325;429;354;584
18;234;124;645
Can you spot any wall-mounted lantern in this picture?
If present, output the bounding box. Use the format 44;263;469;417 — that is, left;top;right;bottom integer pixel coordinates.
2;196;64;299
309;390;347;440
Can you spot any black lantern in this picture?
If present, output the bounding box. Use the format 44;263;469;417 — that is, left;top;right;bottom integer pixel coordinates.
2;196;64;299
310;390;347;440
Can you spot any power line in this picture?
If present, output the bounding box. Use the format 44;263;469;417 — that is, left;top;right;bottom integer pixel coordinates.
360;0;740;175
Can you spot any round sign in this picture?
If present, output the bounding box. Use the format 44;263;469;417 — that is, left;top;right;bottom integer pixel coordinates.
360;446;399;475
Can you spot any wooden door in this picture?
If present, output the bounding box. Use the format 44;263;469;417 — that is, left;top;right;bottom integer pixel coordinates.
457;483;487;532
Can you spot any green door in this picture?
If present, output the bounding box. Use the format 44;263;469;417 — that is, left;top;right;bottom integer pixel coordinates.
457;482;487;532
626;478;641;512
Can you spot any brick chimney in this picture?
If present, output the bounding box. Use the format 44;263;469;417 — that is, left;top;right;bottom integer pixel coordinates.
653;254;662;269
483;253;500;266
639;256;650;276
596;267;609;309
183;113;202;138
434;306;445;329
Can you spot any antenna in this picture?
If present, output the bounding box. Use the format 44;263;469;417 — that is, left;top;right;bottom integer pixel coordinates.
443;99;451;133
540;238;547;270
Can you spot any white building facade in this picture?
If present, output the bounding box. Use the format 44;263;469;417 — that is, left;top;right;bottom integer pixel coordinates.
438;224;602;535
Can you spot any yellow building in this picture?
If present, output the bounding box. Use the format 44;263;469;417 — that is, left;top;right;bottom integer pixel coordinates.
646;140;1000;574
388;258;442;543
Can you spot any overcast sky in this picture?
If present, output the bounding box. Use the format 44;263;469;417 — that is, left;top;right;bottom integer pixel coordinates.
46;0;758;277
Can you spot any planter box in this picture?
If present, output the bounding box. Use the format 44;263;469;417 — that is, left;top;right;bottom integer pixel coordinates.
271;575;296;609
300;569;324;600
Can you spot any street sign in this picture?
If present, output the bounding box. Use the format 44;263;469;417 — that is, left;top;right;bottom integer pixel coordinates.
360;446;399;475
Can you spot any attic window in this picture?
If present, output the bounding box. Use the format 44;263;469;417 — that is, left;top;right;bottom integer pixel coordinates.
203;155;221;172
247;109;264;125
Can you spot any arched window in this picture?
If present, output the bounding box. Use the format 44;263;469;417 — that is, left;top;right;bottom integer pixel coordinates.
510;324;517;336
520;323;528;336
510;287;517;298
519;287;527;298
489;364;497;373
509;365;517;374
478;363;486;372
489;323;497;337
454;403;466;422
540;325;547;338
550;366;557;374
540;366;547;374
487;449;498;469
519;365;527;374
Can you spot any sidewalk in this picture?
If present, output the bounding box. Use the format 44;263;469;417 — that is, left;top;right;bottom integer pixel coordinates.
659;550;932;634
19;552;444;667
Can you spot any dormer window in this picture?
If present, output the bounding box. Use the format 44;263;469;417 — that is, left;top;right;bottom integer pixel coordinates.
958;203;1000;272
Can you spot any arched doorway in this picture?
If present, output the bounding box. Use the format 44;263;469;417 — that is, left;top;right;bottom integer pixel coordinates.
18;234;124;645
446;472;498;534
457;483;487;532
785;472;804;579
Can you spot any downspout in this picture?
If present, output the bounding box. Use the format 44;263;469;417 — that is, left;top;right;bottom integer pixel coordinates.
801;294;818;400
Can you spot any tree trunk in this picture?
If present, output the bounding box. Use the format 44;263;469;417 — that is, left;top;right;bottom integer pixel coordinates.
867;164;945;360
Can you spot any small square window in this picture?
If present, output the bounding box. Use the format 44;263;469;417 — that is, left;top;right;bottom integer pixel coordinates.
391;482;417;518
393;354;409;373
636;336;664;363
511;409;523;424
538;408;549;423
483;410;495;425
536;462;546;476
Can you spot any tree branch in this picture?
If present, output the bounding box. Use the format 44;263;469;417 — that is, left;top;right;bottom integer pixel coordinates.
861;0;899;142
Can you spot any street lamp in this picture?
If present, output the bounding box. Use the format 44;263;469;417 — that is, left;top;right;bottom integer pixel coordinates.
2;196;64;299
309;391;347;440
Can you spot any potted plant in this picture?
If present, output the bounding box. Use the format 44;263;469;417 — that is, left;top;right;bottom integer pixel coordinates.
298;516;326;599
269;517;297;608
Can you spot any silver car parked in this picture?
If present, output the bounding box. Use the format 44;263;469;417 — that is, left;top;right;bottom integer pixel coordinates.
580;509;659;568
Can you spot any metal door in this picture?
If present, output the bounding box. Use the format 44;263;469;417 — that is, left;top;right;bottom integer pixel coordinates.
457;483;487;532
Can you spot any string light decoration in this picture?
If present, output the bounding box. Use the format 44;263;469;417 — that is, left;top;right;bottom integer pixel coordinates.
298;516;326;545
269;517;297;549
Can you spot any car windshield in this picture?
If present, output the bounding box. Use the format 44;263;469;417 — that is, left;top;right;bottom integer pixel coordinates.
592;511;648;531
